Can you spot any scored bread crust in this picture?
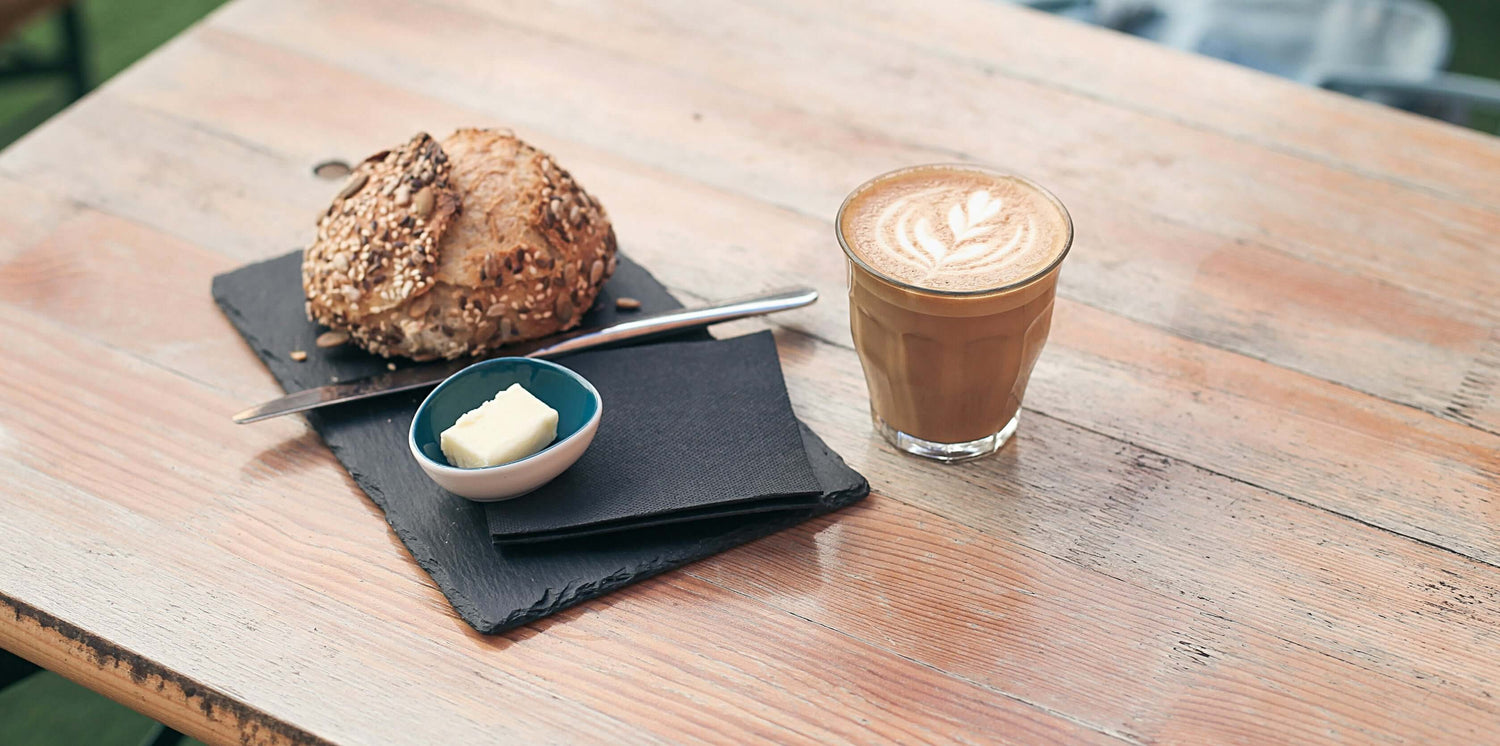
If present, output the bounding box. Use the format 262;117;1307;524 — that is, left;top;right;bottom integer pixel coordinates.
303;129;618;360
303;132;459;346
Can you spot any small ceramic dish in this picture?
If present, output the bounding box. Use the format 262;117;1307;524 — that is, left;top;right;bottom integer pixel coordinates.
409;357;601;501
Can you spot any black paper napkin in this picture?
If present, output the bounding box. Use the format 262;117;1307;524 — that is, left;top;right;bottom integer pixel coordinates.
212;251;868;634
485;332;824;544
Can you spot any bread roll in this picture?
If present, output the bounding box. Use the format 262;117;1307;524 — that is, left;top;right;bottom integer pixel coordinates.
303;129;618;360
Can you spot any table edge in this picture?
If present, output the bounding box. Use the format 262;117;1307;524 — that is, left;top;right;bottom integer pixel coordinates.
1;593;325;746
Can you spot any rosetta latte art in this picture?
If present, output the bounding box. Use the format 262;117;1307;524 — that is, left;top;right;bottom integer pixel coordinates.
874;188;1034;281
842;166;1069;292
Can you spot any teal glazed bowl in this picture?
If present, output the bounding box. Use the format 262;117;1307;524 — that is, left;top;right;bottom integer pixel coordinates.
409;357;602;501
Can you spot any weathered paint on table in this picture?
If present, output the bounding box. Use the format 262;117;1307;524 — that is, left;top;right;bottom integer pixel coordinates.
1;0;1498;743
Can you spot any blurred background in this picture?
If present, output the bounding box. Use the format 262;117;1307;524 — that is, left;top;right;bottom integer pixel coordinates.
0;0;1496;152
1015;0;1500;132
0;0;223;148
0;0;1495;744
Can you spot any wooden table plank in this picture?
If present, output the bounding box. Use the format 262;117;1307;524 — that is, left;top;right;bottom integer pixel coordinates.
1;297;1104;743
2;89;1497;742
3;0;1499;743
177;0;1500;434
13;0;1500;641
11;184;1498;725
5;185;1500;743
795;0;1500;209
2;265;1495;744
18;36;1496;567
213;0;1500;312
14;149;1496;732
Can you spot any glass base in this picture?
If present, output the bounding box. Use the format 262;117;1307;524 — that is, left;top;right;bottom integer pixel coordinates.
874;413;1020;462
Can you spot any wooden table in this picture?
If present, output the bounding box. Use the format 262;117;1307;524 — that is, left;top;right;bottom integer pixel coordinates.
2;0;1497;742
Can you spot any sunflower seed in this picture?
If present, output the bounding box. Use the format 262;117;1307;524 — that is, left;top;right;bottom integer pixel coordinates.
476;320;497;341
315;330;350;348
412;186;434;218
408;293;433;318
289;350;309;362
616;297;641;310
337;172;369;200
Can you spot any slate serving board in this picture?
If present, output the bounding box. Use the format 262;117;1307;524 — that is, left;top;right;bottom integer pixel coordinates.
212;251;869;633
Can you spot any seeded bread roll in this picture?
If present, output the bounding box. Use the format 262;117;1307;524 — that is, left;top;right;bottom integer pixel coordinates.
303;129;618;360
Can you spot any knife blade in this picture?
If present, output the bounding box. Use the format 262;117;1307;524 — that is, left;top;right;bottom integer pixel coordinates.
233;286;819;423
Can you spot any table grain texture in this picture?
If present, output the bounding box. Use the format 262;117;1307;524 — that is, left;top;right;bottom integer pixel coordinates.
2;0;1498;743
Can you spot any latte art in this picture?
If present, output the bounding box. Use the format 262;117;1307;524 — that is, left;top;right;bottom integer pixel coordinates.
840;165;1070;293
879;188;1034;281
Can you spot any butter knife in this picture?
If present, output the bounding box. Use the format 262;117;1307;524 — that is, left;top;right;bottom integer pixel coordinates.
232;286;819;423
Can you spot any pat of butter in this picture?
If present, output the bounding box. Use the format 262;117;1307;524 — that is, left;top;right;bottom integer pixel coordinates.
440;383;559;468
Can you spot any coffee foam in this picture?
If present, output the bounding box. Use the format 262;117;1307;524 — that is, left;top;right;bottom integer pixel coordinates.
840;166;1070;293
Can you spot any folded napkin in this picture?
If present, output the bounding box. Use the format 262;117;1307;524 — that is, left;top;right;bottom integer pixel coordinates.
486;332;823;543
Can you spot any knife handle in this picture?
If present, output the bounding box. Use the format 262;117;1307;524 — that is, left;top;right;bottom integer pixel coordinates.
527;286;819;358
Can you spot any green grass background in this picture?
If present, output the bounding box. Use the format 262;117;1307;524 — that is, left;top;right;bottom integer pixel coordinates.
0;0;1494;744
0;672;175;746
0;0;227;146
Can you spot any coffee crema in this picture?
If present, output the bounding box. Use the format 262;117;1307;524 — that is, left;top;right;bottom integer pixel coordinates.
839;165;1070;293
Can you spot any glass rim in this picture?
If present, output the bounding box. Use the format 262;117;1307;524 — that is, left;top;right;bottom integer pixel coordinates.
835;163;1075;298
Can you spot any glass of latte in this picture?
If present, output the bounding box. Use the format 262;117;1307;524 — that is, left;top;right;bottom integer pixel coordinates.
837;164;1073;462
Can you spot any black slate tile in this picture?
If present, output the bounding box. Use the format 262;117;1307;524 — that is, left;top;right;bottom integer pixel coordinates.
211;251;868;633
